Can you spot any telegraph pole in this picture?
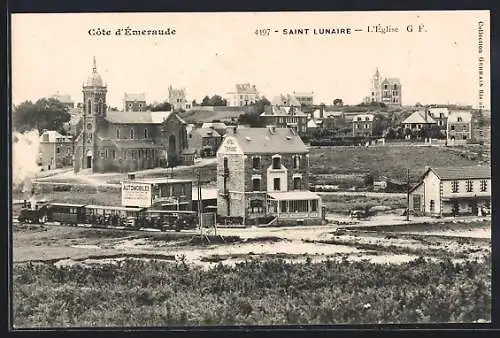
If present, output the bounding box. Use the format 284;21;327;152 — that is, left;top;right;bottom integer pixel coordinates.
197;170;202;236
406;168;410;221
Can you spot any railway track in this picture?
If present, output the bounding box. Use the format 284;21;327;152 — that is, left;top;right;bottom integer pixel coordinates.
12;213;201;235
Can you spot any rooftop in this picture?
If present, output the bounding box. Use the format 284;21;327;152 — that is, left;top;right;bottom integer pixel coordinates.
447;111;472;123
193;127;221;138
352;114;375;122
268;191;321;201
124;93;146;102
105;110;173;124
402;111;437;124
122;177;193;185
224;127;308;154
271;94;301;107
429;166;491;180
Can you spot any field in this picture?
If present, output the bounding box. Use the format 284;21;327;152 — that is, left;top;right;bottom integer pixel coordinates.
309;145;488;182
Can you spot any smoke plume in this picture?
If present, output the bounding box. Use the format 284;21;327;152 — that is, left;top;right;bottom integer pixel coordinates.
12;129;41;192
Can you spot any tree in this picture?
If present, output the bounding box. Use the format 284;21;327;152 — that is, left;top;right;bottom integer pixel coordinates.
12;98;71;134
250;97;271;115
201;96;211;106
144;101;172;111
333;98;343;107
372;113;390;136
200;95;227;106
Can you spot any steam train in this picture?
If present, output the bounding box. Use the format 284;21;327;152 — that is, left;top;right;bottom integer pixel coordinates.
17;200;199;232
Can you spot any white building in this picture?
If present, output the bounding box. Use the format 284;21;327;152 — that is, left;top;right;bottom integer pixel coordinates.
226;83;259;107
409;166;491;216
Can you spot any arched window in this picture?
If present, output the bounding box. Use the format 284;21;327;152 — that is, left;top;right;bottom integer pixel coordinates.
130;128;134;139
223;157;229;172
98;98;103;115
87;99;92;114
116;128;120;139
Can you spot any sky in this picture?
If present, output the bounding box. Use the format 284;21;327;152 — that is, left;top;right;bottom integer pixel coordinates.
12;11;490;109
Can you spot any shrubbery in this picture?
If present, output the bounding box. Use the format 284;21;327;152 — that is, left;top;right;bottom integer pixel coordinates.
13;256;491;327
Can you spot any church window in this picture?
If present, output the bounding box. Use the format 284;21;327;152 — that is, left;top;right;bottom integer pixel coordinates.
130;128;134;139
87;100;92;114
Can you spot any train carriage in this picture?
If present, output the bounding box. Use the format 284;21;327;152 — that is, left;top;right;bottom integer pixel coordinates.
84;205;146;228
47;203;86;225
142;209;198;231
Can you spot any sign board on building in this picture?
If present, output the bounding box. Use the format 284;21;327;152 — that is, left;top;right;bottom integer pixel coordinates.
121;182;152;208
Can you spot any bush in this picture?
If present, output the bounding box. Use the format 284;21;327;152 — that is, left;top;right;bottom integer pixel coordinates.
13;256;491;327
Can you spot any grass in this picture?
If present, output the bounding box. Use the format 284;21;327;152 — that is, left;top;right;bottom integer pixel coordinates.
13;256;491;327
309;145;484;181
320;194;406;214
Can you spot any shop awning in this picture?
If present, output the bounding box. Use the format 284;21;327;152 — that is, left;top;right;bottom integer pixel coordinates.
268;191;320;201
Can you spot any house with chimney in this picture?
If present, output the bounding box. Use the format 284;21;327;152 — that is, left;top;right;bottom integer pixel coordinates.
216;126;323;226
123;93;146;112
447;111;472;144
409;166;491;216
401;110;438;131
187;127;222;157
352;114;375;137
38;130;73;170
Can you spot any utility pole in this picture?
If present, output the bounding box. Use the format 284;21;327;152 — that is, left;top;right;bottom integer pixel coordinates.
406;168;410;221
197;170;202;236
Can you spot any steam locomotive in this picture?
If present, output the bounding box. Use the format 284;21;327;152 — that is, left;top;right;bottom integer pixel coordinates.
17;200;199;231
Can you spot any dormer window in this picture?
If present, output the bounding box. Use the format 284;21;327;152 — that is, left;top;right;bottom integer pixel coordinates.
272;155;281;169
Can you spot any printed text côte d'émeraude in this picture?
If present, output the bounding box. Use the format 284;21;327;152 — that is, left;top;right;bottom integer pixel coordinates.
88;27;176;36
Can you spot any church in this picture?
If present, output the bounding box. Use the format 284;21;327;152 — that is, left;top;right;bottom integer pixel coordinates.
369;68;402;107
74;58;191;174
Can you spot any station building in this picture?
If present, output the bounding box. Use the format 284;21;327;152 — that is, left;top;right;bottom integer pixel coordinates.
409;166;491;217
216;126;323;225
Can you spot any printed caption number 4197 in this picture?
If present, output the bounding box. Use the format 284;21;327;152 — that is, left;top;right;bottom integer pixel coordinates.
255;29;271;36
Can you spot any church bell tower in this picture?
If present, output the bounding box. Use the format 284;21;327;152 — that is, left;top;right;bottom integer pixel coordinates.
80;57;107;171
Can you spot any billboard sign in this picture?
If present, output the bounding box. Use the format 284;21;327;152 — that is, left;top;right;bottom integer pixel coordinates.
121;182;152;208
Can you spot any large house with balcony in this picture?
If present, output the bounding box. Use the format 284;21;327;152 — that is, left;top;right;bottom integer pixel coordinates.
409;166;491;216
216;126;323;225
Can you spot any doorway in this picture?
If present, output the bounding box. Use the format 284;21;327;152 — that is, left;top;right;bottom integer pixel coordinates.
86;156;92;168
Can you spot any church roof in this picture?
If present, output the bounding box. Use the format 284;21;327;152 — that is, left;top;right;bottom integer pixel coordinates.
105;110;173;124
